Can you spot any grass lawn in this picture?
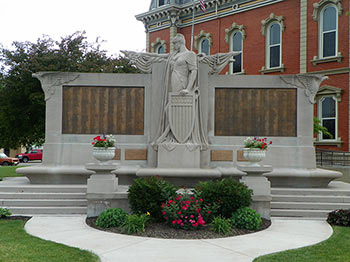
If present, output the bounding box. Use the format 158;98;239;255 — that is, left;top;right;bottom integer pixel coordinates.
254;225;350;262
0;219;100;262
0;166;22;180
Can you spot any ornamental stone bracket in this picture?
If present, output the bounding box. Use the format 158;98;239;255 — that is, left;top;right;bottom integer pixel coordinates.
151;37;167;53
261;13;285;36
312;0;343;21
194;30;213;51
280;75;328;104
32;72;79;101
225;22;246;43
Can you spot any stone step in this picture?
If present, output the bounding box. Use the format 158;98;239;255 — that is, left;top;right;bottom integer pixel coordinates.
0;185;87;193
272;195;350;203
8;206;87;215
271;209;330;218
0;199;87;207
0;192;86;199
271;188;350;197
271;201;350;210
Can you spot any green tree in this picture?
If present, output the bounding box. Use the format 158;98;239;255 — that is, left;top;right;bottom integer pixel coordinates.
313;117;333;139
0;31;139;149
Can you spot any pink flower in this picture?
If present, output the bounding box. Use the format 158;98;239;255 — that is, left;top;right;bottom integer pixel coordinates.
178;211;181;215
165;217;168;220
180;223;184;226
172;220;176;224
162;211;166;215
200;199;203;202
190;215;194;218
207;211;211;214
176;196;181;200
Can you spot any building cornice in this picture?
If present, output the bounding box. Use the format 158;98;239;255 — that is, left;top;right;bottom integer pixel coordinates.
137;0;285;33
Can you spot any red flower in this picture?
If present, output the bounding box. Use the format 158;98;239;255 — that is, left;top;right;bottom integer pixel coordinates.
162;211;166;215
269;141;272;144
178;211;181;215
207;211;211;214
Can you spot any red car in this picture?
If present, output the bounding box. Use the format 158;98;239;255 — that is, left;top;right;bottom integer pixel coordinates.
16;149;43;163
0;153;19;166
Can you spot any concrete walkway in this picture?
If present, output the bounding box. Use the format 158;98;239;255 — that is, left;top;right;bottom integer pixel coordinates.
24;216;333;262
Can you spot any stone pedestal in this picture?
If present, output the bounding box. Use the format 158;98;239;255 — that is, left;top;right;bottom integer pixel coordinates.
238;165;272;219
157;144;200;168
86;163;130;217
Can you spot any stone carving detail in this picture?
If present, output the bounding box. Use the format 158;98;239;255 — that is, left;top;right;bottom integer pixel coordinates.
32;72;79;101
151;37;167;53
312;0;343;21
280;75;328;104
261;13;285;36
194;30;212;51
225;22;246;43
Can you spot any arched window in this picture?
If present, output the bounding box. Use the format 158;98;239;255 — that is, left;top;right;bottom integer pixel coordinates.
230;31;243;74
157;45;165;54
199;38;210;55
320;5;337;58
266;22;281;69
318;96;337;140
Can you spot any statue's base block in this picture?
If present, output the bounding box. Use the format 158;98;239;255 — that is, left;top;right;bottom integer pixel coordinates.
158;144;200;168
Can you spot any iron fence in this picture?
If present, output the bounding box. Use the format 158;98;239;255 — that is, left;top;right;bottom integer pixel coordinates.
316;149;350;166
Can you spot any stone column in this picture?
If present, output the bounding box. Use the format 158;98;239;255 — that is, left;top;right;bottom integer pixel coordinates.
300;0;308;74
86;163;129;217
238;165;272;219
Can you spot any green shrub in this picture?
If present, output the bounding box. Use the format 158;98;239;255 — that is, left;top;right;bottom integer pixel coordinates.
0;208;11;218
95;208;128;228
121;214;149;234
194;177;252;218
231;207;262;230
128;176;177;221
210;216;232;235
327;209;350;226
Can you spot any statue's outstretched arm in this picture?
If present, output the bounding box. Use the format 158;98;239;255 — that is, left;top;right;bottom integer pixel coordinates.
121;50;169;73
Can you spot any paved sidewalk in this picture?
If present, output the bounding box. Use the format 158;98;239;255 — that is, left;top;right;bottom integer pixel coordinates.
25;216;332;262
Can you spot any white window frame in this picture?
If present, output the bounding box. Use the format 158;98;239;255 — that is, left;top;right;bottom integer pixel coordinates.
266;22;282;69
319;4;338;59
318;95;338;141
199;38;210;55
229;30;243;74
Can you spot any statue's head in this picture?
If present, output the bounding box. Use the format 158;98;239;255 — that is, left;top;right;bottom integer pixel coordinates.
172;34;186;51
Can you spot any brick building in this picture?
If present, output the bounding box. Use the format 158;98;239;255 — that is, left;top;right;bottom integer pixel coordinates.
136;0;350;151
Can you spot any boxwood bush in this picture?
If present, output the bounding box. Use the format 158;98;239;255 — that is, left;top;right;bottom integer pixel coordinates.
327;209;350;226
96;208;128;228
128;176;177;221
194;177;252;218
231;207;262;230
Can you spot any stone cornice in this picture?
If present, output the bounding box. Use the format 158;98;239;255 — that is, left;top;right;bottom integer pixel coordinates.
312;0;343;21
194;30;213;51
225;22;246;43
261;13;285;36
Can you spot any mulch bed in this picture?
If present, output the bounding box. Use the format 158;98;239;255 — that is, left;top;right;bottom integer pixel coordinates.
86;217;271;239
1;216;31;222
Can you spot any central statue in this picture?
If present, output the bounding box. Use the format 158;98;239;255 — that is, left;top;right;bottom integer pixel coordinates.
123;33;237;156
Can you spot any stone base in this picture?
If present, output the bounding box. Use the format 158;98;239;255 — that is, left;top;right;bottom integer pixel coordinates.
87;191;130;217
158;144;200;168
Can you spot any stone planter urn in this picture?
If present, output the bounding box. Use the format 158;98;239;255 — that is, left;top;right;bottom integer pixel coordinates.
92;147;116;163
243;148;266;166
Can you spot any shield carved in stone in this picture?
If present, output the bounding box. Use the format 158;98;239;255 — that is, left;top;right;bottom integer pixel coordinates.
168;93;196;143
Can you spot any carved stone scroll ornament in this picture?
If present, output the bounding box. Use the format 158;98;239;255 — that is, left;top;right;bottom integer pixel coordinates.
32;72;80;101
198;51;241;74
280;75;328;104
121;50;168;73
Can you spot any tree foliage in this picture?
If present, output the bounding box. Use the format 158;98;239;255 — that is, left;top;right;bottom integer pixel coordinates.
0;31;139;149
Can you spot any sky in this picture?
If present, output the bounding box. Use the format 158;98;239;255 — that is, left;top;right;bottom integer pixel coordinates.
1;0;151;56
